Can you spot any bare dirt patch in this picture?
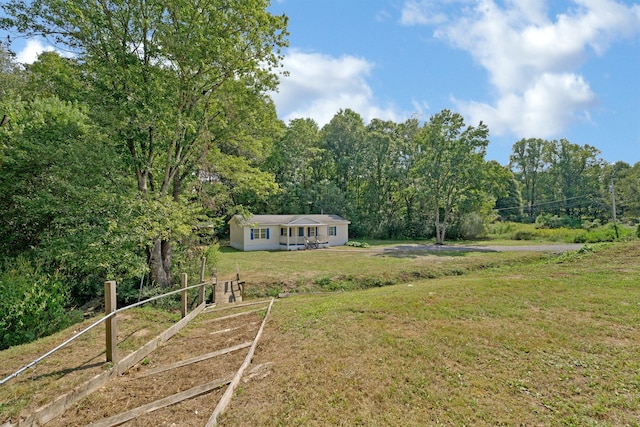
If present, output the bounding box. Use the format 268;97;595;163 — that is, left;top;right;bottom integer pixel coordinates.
46;307;266;427
0;303;269;426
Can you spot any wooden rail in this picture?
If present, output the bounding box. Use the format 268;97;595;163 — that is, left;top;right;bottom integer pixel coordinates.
1;262;256;426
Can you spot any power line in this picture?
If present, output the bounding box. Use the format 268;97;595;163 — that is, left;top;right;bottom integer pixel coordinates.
494;193;603;213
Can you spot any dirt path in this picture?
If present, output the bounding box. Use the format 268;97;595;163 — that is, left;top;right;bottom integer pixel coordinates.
370;242;584;255
45;302;271;427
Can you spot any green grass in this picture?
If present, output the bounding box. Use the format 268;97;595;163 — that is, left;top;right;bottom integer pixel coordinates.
486;221;636;243
213;241;552;298
219;241;640;426
2;239;638;425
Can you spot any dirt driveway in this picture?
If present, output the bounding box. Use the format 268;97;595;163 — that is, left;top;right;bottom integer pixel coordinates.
375;243;584;255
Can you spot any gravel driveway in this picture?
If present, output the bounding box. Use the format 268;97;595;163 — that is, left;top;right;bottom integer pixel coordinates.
376;243;584;254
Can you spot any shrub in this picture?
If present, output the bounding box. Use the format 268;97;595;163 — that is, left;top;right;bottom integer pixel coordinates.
0;258;71;350
535;214;582;229
487;222;517;237
460;213;486;240
582;219;601;231
345;241;371;248
512;230;535;240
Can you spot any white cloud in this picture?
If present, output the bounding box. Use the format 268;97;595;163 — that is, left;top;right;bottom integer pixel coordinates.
404;0;640;138
272;49;404;127
16;39;55;64
400;0;448;26
456;73;596;137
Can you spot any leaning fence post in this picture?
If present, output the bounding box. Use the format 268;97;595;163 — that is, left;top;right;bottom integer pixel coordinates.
236;264;244;300
181;273;188;318
104;280;117;363
198;256;206;305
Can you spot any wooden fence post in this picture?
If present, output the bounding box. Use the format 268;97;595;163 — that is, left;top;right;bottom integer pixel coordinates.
104;281;117;363
198;256;206;305
181;273;188;318
212;267;217;304
236;264;244;299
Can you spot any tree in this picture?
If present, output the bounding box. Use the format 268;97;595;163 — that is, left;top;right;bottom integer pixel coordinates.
0;96;144;300
603;161;640;223
509;138;550;219
394;118;425;237
360;119;405;238
266;118;322;213
0;44;24;145
413;109;490;245
2;0;289;286
23;51;87;103
0;43;24;102
493;169;523;221
545;139;603;218
319;109;366;197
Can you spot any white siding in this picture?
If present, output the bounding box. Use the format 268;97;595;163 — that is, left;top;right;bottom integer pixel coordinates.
229;215;350;252
239;225;280;251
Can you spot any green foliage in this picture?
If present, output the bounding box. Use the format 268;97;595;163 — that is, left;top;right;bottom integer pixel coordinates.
535;213;582;229
0;44;25;101
459;212;487;240
2;0;289;289
0;96;144;301
512;230;535;240
493;221;634;244
0;258;71;349
345;241;371;248
414;109;490;244
573;224;633;243
486;222;518;238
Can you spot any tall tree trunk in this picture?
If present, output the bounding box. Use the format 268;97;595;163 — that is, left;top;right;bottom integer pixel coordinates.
148;238;172;287
434;206;446;245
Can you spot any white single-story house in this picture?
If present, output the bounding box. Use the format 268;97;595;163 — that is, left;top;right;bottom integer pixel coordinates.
229;214;350;251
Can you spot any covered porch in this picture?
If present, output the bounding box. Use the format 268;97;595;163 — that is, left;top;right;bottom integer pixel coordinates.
279;217;329;251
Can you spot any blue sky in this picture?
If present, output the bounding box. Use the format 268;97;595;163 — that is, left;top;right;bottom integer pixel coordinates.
266;0;640;165
2;0;639;165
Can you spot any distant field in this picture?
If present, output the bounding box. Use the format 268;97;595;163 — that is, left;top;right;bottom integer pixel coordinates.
219;241;640;426
213;240;572;298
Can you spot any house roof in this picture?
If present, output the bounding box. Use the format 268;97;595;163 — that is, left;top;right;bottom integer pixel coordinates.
231;214;350;227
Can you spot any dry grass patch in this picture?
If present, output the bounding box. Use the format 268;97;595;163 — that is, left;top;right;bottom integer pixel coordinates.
0;307;179;423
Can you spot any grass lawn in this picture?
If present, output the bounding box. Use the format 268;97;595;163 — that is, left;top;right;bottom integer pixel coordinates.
219;241;640;426
212;240;558;297
2;240;638;425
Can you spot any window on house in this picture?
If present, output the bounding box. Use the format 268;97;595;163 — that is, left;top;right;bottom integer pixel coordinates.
280;228;293;237
250;228;269;240
307;227;316;237
298;227;304;237
328;226;337;236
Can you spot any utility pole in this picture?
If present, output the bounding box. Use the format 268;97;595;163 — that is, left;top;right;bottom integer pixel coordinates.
610;178;619;239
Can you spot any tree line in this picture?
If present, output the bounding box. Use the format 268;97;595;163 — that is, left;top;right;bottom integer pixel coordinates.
1;0;638;348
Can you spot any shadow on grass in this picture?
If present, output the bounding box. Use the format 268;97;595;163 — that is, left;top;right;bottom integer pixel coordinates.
375;244;498;259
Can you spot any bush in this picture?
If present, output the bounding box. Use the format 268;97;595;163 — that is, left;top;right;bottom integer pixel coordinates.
487;222;517;238
535;214;582;229
460;213;486;240
345;241;371;248
0;258;71;350
512;230;535;240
